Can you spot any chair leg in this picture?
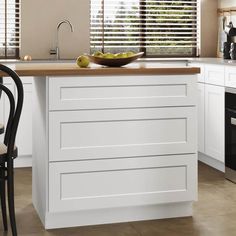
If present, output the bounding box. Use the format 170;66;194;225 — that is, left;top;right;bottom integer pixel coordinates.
0;164;8;231
7;160;17;236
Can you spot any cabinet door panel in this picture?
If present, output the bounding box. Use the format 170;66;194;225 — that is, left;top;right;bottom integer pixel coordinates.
49;75;197;110
197;83;205;153
16;83;33;156
205;84;225;162
225;66;236;88
205;65;224;86
0;81;14;143
49;154;197;212
49;107;197;162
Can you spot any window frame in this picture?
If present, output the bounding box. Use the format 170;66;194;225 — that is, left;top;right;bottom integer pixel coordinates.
90;0;200;58
0;0;20;59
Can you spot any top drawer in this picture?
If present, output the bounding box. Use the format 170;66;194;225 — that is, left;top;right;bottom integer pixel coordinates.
204;65;225;86
48;75;197;111
225;66;236;88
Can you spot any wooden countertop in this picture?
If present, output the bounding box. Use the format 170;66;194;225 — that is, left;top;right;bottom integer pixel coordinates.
0;62;200;77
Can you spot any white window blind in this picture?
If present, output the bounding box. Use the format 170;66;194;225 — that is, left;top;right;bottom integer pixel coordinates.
90;0;200;57
0;0;20;59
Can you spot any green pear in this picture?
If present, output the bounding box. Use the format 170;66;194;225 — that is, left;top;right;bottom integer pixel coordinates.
103;53;115;59
92;51;103;58
114;53;127;59
76;55;90;68
126;51;135;57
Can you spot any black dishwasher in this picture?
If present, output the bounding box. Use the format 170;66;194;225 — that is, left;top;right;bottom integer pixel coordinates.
225;89;236;183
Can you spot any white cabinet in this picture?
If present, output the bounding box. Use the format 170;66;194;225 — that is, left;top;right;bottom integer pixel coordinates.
49;154;197;213
197;83;205;153
205;84;225;162
0;79;15;143
49;107;196;162
191;63;205;82
16;83;33;157
225;66;236;88
0;77;33;166
204;65;225;86
49;75;197;110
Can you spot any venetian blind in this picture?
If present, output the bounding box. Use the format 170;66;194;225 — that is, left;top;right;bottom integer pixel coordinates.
0;0;20;59
90;0;200;57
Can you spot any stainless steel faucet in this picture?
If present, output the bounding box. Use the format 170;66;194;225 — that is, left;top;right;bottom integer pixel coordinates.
50;19;74;60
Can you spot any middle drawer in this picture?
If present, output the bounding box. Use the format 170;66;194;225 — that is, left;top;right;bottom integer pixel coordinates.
49;107;196;162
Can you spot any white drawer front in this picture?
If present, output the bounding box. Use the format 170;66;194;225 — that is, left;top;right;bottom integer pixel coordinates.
191;63;204;82
205;65;224;86
49;107;197;162
49;154;197;212
225;66;236;88
49;75;197;110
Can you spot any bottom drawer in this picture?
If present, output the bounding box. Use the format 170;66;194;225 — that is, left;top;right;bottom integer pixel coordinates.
49;154;197;213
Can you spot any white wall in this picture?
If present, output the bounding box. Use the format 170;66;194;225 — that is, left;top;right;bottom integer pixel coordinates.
218;0;236;8
20;0;218;59
200;0;218;57
21;0;90;60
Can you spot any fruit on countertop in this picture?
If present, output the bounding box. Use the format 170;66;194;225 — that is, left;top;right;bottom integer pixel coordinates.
23;55;32;61
103;53;115;59
92;51;104;57
92;51;137;59
76;55;90;68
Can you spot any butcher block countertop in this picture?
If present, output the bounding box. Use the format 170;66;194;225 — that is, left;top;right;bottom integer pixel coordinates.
0;62;200;77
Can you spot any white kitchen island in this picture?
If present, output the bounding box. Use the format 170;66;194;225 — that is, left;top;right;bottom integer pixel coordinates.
1;62;199;229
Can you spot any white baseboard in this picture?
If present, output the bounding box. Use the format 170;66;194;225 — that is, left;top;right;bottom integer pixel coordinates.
198;152;225;172
43;202;193;229
14;155;32;168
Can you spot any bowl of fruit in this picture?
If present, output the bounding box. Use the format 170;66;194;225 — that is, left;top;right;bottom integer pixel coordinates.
87;51;144;67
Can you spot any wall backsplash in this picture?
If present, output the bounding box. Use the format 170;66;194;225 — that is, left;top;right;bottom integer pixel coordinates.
20;0;218;59
21;0;90;60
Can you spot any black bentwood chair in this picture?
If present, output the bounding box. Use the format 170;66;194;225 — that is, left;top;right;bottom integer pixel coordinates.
0;64;24;236
0;77;4;135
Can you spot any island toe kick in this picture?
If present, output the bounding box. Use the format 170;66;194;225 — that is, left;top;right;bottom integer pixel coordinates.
32;73;198;229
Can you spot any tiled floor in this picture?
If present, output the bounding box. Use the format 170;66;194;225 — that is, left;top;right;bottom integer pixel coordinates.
1;162;236;236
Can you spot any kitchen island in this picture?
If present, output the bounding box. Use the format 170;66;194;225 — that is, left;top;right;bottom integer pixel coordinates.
0;62;199;229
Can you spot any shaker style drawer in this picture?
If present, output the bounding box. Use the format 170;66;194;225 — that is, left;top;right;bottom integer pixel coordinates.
204;65;225;86
49;107;197;162
48;75;197;111
49;154;197;212
225;66;236;88
190;63;204;82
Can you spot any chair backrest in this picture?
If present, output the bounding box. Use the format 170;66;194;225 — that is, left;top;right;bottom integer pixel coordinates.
0;77;2;98
0;64;23;158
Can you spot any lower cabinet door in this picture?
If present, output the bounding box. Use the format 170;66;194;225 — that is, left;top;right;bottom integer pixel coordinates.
197;83;205;153
205;84;225;162
49;154;197;212
49;107;197;162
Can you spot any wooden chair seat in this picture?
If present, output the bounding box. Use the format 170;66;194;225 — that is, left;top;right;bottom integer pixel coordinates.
0;143;17;159
0;123;4;134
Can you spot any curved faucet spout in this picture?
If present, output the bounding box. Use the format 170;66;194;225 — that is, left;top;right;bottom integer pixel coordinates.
57;19;74;32
55;19;74;60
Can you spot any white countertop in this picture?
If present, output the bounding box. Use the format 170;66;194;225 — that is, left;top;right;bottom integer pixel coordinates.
1;57;236;66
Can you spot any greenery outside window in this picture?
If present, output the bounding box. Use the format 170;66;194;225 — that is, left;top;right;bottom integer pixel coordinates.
90;0;200;57
0;0;20;59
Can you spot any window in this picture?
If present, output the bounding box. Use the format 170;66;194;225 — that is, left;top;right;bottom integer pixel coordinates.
90;0;200;57
0;0;20;59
